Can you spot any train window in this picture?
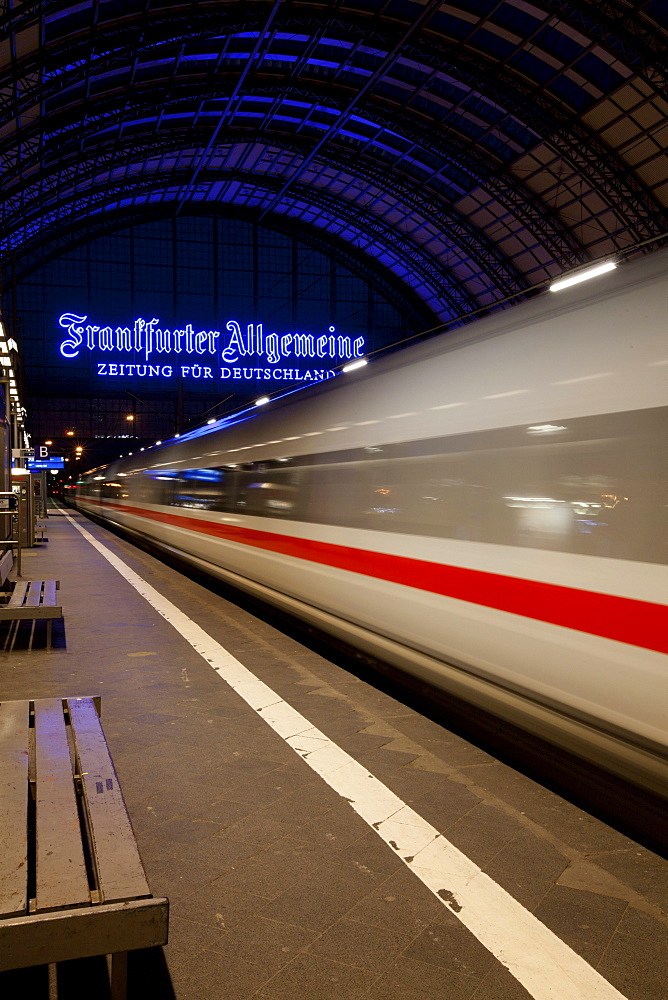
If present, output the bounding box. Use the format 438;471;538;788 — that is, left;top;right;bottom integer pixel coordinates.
155;469;227;511
235;467;305;518
117;406;664;564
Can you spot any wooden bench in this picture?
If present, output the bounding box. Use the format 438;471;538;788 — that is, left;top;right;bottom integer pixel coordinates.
0;696;169;999
0;552;62;649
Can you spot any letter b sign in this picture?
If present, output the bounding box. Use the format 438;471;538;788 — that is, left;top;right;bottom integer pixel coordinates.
38;445;49;459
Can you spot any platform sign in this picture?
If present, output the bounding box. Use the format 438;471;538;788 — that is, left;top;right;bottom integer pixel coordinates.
26;457;65;470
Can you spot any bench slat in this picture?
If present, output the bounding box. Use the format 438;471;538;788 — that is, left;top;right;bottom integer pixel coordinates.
34;700;90;913
24;582;43;608
0;897;168;973
6;581;28;608
68;699;151;904
42;581;57;606
0;701;29;917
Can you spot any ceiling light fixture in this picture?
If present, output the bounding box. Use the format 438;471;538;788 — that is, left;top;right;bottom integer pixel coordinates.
550;260;616;292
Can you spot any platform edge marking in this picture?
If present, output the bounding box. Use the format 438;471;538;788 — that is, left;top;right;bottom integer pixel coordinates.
63;510;630;1000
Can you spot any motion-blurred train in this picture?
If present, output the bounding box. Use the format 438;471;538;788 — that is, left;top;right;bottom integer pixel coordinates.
76;249;667;797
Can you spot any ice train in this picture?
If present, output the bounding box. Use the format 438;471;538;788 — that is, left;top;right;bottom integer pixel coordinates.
75;249;668;797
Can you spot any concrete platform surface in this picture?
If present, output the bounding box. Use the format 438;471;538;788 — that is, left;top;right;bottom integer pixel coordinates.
0;506;666;1000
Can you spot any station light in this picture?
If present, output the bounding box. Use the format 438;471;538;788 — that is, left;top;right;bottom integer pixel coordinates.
342;359;368;372
66;430;74;436
550;260;616;292
0;356;10;367
255;396;270;406
125;414;134;421
45;440;53;446
206;418;216;425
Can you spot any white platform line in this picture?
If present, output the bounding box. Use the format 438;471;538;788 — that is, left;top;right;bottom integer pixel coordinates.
65;511;628;1000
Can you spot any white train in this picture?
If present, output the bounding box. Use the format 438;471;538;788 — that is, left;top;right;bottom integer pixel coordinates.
76;249;668;797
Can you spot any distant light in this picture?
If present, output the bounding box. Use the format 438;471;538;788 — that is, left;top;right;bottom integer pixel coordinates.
175;433;180;438
45;440;53;446
155;440;162;445
125;414;134;421
66;430;74;436
255;396;270;406
207;418;216;425
550;260;616;292
342;358;368;373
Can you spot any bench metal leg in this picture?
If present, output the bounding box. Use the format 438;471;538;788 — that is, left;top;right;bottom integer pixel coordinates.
110;950;128;1000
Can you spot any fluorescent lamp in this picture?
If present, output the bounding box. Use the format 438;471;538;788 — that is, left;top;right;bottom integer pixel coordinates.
550;261;616;292
255;396;270;406
206;418;216;425
342;358;368;373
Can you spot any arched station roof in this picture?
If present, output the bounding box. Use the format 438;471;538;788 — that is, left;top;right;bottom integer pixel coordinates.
1;0;667;328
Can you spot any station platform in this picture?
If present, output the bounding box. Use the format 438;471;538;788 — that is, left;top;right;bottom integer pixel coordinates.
1;506;666;1000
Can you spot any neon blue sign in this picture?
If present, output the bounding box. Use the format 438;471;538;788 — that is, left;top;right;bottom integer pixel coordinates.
58;313;365;383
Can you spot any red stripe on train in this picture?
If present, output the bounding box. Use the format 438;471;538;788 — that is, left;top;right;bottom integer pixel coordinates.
78;497;667;654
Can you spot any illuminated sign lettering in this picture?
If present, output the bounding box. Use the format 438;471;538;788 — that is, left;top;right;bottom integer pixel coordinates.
58;313;365;383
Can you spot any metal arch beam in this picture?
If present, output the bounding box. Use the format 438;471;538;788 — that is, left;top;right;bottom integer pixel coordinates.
2;165;476;319
0;68;589;272
0;11;646;265
381;44;664;248
0;125;526;300
0;166;484;320
3;202;437;331
0;68;575;279
0;4;660;266
1;2;661;119
173;0;283;215
256;0;445;221
544;0;668;69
